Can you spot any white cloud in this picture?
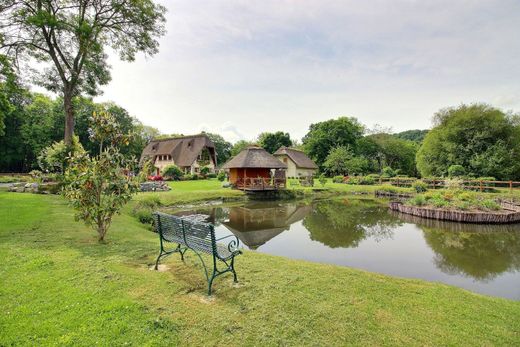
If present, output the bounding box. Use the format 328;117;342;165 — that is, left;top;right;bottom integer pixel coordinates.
97;0;520;141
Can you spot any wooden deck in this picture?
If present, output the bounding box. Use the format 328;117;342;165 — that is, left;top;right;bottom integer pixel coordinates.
235;177;286;191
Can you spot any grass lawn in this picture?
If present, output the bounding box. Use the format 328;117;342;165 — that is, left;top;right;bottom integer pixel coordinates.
1;191;520;346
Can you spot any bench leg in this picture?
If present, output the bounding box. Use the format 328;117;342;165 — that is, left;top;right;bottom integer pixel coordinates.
231;257;238;283
154;251;163;270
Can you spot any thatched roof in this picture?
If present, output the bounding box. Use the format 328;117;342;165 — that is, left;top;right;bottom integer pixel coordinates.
140;134;216;167
221;146;287;169
273;146;318;169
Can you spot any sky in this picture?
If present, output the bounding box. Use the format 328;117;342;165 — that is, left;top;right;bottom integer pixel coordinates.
98;0;520;143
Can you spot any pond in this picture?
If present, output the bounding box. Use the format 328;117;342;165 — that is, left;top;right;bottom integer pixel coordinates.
172;198;520;300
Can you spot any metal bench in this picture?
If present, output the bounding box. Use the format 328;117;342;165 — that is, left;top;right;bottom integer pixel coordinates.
152;211;241;295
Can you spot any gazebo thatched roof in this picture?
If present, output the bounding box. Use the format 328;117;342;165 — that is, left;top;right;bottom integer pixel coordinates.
221;146;287;169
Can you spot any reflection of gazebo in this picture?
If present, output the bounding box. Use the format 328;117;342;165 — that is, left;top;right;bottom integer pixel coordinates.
221;146;287;191
221;203;312;249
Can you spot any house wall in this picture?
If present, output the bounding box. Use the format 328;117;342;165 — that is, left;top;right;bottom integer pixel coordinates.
275;154;316;177
153;155;175;174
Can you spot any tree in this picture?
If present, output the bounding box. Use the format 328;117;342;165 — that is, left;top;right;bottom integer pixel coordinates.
394;129;429;143
257;131;292;154
416;104;520;180
302;117;365;168
63;111;139;242
359;133;417;176
323;146;351;176
230;140;253;157
0;1;166;146
205;132;232;165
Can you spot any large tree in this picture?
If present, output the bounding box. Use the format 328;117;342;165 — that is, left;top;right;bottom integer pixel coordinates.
257;131;292;154
358;133;418;176
416;104;520;180
0;0;166;145
302;117;365;168
205;132;232;165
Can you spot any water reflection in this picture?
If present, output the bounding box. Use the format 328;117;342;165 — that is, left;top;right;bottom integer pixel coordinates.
173;198;520;299
396;213;520;281
221;202;312;249
304;199;402;248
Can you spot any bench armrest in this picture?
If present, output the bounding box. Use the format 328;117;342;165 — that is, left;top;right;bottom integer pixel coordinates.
216;234;241;253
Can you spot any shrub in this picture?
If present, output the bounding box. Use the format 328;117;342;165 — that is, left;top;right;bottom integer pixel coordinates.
479;199;500;211
381;167;396;178
378;185;399;193
148;175;163;181
206;173;217;179
448;165;466;177
217;171;226;182
38;136;85;174
445;178;463;190
332;175;344;183
431;196;449;208
191;174;199;180
359;176;375;185
63;149;139;242
318;174;327;186
162;165;183;181
408;195;426;206
412;180;428;193
200;166;211;176
346;177;360;185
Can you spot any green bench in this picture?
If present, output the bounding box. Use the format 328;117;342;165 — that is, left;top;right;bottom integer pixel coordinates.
153;211;242;295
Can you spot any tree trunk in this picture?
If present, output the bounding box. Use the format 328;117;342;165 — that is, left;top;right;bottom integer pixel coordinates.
63;91;75;146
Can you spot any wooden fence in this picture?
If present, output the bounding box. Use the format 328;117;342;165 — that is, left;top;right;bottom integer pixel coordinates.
378;177;520;192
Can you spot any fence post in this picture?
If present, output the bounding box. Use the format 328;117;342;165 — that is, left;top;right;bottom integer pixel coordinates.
510;181;513;193
480;180;483;192
397;178;400;187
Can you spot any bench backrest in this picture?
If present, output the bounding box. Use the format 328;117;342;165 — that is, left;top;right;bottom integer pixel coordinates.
153;212;217;252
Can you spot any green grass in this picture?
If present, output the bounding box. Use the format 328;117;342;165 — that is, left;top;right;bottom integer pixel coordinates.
0;174;29;184
1;191;520;345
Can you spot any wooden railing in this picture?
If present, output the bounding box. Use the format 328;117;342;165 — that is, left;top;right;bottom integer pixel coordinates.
235;177;286;190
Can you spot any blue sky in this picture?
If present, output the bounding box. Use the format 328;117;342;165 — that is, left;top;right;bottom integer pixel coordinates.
99;0;520;142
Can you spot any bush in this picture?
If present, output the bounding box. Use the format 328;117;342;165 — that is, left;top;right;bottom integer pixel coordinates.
408;195;426;206
346;177;360;185
377;185;399;193
217;171;226;182
479;199;501;211
38;136;85;174
444;178;463;190
381;167;397;178
332;175;344;183
148;175;163;181
162;165;183;181
206;173;217;179
200;166;211;177
412;180;428;193
431;196;449;208
358;176;375;185
448;165;466;178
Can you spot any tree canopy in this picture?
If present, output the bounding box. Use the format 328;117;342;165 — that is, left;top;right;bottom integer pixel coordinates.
0;0;166;145
204;132;232;165
257;131;292;154
394;129;429;143
416;104;520;180
302;117;365;169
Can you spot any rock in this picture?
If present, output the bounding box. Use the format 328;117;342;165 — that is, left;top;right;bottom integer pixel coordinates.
222;182;231;188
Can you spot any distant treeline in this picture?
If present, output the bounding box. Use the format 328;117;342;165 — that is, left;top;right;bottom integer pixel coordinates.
1;56;518;179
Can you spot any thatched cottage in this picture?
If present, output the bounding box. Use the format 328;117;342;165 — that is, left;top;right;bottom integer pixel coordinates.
140;134;217;175
221;146;287;190
273;146;318;177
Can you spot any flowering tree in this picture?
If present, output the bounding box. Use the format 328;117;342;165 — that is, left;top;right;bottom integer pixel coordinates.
63;111;139;242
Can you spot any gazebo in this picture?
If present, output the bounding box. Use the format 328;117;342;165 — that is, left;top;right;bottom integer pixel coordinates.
221;146;287;191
